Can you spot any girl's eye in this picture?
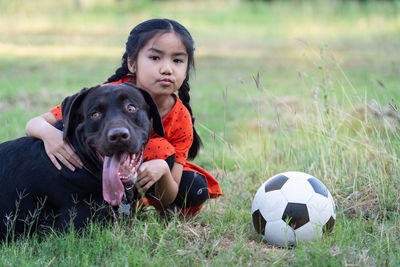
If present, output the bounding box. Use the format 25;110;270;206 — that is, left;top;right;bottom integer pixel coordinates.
127;104;136;113
150;56;159;61
174;58;184;64
91;112;101;119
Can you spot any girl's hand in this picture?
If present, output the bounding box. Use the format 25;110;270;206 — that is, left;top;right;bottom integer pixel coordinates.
136;159;169;193
41;125;83;171
26;112;83;171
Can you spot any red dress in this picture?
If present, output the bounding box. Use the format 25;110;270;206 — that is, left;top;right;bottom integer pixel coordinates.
50;77;222;215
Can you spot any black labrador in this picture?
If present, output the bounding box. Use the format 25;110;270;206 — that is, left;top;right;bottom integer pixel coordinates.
0;83;164;240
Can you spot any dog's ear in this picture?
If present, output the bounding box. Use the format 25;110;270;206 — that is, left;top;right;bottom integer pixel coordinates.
138;88;165;138
61;86;94;141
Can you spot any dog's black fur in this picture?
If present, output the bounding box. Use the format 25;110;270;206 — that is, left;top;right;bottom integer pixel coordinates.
0;83;163;241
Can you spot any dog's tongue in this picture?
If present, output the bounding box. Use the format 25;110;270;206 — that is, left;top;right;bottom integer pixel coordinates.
102;155;124;206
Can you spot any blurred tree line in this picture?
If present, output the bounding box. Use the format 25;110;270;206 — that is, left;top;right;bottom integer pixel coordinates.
67;0;400;11
70;0;400;6
244;0;398;2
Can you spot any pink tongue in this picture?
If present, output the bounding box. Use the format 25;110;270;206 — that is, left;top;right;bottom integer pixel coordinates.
102;155;124;206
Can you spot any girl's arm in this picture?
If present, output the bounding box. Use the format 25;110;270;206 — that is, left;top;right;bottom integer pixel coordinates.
136;160;181;207
25;112;83;171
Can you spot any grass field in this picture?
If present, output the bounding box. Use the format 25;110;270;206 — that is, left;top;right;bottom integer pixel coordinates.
0;0;399;265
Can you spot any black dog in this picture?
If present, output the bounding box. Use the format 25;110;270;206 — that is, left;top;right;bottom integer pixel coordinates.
0;83;164;240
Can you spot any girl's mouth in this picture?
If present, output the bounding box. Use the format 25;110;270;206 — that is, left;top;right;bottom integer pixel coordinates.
159;78;173;86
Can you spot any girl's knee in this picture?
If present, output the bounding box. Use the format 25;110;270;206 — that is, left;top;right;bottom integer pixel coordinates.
191;181;209;206
174;171;209;208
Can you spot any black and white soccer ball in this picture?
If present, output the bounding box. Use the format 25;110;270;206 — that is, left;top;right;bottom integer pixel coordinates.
251;171;336;246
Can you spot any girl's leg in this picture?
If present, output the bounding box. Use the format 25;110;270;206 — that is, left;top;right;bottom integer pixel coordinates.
172;171;209;209
137;137;210;212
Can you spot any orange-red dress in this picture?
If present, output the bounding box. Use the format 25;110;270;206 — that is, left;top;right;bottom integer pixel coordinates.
50;77;222;215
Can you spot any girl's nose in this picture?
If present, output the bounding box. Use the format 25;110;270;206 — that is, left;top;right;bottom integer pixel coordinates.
160;60;172;75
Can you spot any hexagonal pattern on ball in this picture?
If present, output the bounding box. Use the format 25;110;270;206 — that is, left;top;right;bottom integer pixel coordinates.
252;209;267;235
281;171;311;180
281;202;310;230
260;190;288;221
307;177;328;197
307;193;332;226
323;216;336;233
280;177;315;203
264;219;295;247
251;184;267;214
264;174;289;193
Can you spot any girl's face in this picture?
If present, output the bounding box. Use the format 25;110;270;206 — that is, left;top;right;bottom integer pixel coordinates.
128;32;188;100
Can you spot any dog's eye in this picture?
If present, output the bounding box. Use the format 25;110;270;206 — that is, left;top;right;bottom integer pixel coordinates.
127;104;136;113
91;112;101;119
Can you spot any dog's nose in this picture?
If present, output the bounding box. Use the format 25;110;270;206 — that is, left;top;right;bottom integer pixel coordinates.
107;127;130;143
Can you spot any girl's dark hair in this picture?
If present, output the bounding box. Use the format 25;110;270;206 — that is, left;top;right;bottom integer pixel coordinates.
106;18;201;159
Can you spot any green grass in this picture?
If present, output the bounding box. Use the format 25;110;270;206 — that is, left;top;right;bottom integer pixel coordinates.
1;0;400;266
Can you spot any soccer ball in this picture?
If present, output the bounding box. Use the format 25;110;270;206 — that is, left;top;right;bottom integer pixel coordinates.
251;171;336;246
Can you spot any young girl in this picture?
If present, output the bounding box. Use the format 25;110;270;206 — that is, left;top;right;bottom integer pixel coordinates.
25;18;222;215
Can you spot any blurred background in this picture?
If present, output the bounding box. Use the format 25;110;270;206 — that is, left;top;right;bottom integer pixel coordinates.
1;0;399;170
0;0;398;162
1;0;399;168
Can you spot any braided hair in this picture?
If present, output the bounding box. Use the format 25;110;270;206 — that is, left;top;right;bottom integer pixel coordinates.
106;19;201;159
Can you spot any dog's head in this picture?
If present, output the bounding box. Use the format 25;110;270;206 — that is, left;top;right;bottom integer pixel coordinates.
61;83;164;206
